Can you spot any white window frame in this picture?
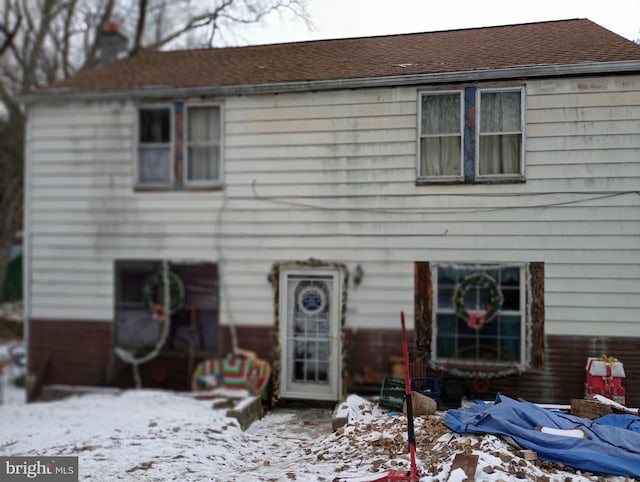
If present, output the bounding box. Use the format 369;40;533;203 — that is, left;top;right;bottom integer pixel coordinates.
417;90;464;183
136;104;174;187
417;86;526;184
183;103;224;187
475;86;525;181
431;262;527;370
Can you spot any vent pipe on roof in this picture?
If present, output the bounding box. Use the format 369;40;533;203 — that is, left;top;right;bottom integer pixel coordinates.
96;21;128;64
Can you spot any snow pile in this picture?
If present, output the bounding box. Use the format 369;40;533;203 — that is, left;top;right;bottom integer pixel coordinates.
0;350;633;481
1;390;249;480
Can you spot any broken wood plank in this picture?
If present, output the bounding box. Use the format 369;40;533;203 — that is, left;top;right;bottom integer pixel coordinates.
519;450;538;461
447;453;479;482
28;354;51;402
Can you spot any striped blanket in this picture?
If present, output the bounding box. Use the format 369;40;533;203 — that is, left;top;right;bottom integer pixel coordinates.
192;355;270;396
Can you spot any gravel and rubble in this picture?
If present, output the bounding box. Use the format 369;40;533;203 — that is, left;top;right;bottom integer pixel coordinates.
317;395;635;482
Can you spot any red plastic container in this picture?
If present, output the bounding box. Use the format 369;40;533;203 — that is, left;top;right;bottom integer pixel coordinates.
584;357;626;406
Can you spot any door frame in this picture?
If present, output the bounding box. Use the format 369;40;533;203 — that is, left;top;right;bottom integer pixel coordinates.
270;259;348;402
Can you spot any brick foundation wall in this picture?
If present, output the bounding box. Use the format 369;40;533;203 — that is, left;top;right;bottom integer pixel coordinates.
348;331;640;408
493;336;640;407
28;319;113;388
27;320;276;395
218;325;276;361
28;319;639;406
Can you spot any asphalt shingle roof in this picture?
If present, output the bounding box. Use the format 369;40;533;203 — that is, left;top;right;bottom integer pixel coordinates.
47;19;640;92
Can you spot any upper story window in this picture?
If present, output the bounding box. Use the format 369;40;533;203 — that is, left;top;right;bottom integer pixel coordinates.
478;90;523;177
419;91;463;179
138;106;172;185
136;102;223;189
418;87;524;184
185;105;222;185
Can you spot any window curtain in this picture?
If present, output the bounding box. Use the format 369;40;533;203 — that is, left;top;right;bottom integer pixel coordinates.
479;92;521;175
188;147;219;180
139;147;171;183
421;94;461;177
188;107;220;181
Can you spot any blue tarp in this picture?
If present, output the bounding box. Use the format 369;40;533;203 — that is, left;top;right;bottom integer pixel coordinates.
595;413;640;433
444;393;640;478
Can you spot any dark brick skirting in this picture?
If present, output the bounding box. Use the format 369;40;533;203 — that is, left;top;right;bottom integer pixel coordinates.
339;328;640;407
493;335;640;407
28;319;113;388
27;319;276;395
28;319;639;407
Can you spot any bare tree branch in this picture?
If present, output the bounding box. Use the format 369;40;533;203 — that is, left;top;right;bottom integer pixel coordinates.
131;0;148;55
0;13;22;56
141;0;311;50
142;5;228;50
80;0;116;70
23;0;57;91
61;0;79;78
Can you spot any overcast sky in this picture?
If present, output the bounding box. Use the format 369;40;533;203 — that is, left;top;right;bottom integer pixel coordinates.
235;0;640;45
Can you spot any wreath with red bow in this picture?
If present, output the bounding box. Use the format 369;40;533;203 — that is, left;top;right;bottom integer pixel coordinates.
142;270;185;322
452;272;503;330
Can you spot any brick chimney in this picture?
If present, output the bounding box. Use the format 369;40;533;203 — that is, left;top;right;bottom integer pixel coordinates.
96;21;128;64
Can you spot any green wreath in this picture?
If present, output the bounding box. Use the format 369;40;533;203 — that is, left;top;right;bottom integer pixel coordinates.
143;270;185;317
452;272;503;329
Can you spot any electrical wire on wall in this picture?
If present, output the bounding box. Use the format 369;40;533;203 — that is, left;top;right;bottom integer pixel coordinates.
249;179;639;217
215;193;239;355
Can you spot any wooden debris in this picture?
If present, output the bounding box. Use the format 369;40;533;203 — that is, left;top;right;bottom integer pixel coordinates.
519;450;538;461
499;452;512;463
570;398;612;419
27;354;51;401
447;453;479;482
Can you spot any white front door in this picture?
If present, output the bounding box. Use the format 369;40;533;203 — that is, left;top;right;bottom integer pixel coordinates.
279;268;342;401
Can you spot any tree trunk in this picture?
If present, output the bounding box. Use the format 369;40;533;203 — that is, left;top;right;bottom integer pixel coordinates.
0;240;12;302
0;179;22;302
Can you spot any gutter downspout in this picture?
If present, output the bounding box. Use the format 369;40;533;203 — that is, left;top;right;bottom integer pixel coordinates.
22;105;33;403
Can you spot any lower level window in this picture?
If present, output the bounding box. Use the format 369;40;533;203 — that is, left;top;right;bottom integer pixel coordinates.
433;263;526;368
115;260;218;353
414;261;544;375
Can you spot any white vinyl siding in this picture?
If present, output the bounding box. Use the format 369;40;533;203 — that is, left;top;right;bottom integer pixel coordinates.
24;76;640;338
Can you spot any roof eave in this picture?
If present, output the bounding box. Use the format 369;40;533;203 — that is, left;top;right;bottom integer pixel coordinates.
21;60;640;104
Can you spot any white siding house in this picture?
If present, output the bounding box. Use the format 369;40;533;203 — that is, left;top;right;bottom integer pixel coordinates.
23;19;640;404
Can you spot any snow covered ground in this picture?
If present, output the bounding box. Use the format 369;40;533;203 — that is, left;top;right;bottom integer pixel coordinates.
0;342;634;481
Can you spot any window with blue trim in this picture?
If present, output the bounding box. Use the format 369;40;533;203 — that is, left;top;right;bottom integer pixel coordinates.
137;102;223;189
418;87;524;183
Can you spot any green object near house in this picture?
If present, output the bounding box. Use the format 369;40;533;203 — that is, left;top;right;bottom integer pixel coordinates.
2;254;22;301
